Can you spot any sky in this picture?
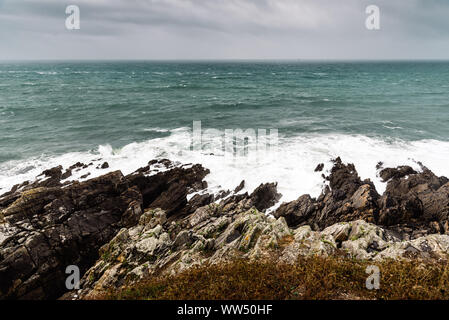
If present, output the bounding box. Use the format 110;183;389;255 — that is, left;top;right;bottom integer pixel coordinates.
1;0;449;60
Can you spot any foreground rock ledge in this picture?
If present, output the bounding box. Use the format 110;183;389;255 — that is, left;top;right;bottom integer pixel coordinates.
0;158;448;300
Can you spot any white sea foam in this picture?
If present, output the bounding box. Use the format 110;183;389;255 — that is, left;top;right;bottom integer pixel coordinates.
1;130;449;211
143;128;170;133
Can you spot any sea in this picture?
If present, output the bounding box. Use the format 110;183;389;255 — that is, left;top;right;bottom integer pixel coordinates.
1;61;449;207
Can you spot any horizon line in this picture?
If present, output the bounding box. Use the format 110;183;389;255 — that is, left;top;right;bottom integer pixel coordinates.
1;58;449;63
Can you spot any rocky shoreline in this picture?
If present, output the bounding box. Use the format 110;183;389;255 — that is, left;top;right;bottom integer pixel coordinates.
1;157;448;300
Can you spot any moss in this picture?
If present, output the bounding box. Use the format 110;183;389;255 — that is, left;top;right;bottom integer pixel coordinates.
207;203;223;216
144;232;155;239
101;246;115;263
321;238;337;249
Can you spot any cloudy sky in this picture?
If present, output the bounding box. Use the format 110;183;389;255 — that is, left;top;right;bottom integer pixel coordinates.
0;0;449;60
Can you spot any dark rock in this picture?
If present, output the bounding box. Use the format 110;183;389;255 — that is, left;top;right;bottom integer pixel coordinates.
0;171;132;299
127;164;210;219
378;166;449;230
314;163;324;172
327;157;362;197
249;183;282;212
101;162;109;169
275;158;378;229
215;190;231;201
234;180;245;193
379;166;417;182
274;194;318;227
184;193;214;215
61;169;72;180
36;166;63;188
40;166;63;179
80;173;90;179
0;162;210;300
69;162;84;170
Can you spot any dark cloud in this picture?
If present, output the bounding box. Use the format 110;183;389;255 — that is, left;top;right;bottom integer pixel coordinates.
0;0;449;60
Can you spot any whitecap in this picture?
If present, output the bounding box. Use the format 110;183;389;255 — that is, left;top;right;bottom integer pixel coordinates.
1;132;449;212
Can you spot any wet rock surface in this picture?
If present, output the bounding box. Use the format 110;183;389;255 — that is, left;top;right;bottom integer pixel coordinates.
1;157;449;300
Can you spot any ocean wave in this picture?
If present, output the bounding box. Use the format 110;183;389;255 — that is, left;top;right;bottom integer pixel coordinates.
143;127;170;133
1;132;449;209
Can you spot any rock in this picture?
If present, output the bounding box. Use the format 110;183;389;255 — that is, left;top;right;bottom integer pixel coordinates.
70;202;449;300
275;158;378;229
0;162;210;300
322;223;351;243
173;230;193;249
69;162;85;170
326;157;362;198
72;200;295;299
340;220;400;260
126;164;210;219
101;162;109;169
234;180;245;193
314;163;324;172
184;193;214;215
40;166;63;180
379;166;417;182
2;156;449;300
376;234;449;260
378;166;449;232
35;166;63;188
274;195;318;227
61;169;72;180
249;183;282;212
0;171;132;299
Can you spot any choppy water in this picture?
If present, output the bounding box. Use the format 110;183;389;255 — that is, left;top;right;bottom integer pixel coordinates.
1;61;449;205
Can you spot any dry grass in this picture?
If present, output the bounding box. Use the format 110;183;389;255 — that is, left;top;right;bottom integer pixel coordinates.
94;256;449;300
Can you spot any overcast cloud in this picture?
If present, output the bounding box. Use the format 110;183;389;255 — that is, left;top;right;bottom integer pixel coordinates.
0;0;449;60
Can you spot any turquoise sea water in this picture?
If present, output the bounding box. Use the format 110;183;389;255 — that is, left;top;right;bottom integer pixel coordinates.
1;61;449;203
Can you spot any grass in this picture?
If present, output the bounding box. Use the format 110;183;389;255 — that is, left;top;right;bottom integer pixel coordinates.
93;255;449;300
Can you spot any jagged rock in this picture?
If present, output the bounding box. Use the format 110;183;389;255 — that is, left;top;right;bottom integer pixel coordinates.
68;203;449;300
0;163;211;300
326;157;362;197
273;195;318;227
69;162;85;171
275;158;379;229
61;169;72;180
249;183;282;212
126;164;210;219
71;199;293;299
184;193;214;215
234;180;245;193
378;166;449;231
2;157;449;300
379;166;417;182
375;234;449;260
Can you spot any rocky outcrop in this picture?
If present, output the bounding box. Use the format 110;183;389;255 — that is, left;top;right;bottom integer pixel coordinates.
274;158;449;239
0;160;210;300
274;157;379;230
70;207;449;299
1;157;449;300
378;165;449;232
